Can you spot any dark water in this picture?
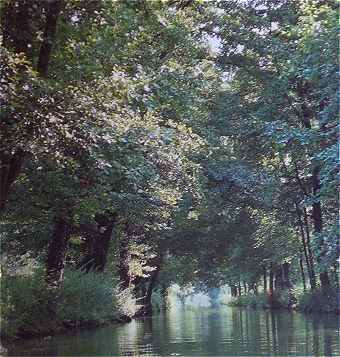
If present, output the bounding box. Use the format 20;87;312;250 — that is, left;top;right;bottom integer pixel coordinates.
5;307;340;356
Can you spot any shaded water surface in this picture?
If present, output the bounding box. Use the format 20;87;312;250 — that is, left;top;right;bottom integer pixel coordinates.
6;307;340;356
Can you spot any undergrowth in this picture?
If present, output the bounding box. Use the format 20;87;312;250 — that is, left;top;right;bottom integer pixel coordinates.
229;287;339;314
0;268;136;340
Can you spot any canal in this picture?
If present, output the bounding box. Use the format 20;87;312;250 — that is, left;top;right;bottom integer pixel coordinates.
6;306;340;356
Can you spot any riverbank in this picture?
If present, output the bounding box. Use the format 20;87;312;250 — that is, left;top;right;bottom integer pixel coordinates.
228;288;340;314
0;269;136;342
3;313;132;341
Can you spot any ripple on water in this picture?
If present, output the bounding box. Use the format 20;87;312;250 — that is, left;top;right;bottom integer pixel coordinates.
5;307;340;356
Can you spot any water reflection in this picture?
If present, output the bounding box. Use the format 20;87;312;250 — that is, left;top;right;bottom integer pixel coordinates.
6;307;340;356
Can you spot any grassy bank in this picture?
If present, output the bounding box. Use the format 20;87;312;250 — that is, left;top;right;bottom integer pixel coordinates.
229;288;340;314
0;269;135;341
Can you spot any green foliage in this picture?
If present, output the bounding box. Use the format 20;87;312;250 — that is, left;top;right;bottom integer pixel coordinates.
0;270;53;339
298;288;340;314
115;286;139;318
229;293;270;310
0;268;123;340
150;289;167;312
1;0;338;335
57;269;118;321
229;288;340;314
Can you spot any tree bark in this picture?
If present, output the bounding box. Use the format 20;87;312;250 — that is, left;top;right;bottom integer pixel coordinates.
37;0;63;77
292;165;318;289
299;254;307;292
282;262;293;289
298;81;331;289
302;207;317;289
311;166;330;288
118;232;130;289
0;151;25;213
263;267;267;293
46;214;71;288
269;263;274;294
79;214;116;272
274;265;284;290
296;207;315;289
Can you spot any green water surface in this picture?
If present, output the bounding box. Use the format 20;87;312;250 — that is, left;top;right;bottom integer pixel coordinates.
5;306;340;356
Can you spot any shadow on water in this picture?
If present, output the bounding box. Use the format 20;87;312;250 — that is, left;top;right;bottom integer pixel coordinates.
5;307;340;356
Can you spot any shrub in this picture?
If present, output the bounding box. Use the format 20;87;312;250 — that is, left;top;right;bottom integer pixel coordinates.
229;292;270;309
0;269;53;339
229;287;339;314
0;268;122;340
298;288;340;313
270;289;297;309
57;269;118;321
115;286;138;318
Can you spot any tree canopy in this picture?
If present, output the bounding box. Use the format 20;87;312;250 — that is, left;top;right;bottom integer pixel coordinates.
0;0;338;332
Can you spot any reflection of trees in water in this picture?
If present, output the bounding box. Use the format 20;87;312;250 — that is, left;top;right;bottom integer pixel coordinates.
270;311;278;352
251;309;262;354
309;313;340;357
239;309;244;344
303;317;309;355
277;312;294;355
7;308;340;356
231;308;243;346
323;327;333;357
265;312;271;351
312;316;321;355
230;308;339;356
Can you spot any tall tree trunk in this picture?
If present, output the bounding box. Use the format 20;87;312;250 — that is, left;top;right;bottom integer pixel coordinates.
263;267;267;293
302;207;317;289
274;265;284;290
268;264;275;307
311;166;330;288
332;264;339;290
292;166;317;289
298;81;330;289
46;214;71;288
0;151;25;213
37;0;63;77
269;263;274;294
45;212;71;319
79;214;116;272
299;254;307;292
118;232;130;289
282;262;293;289
299;230;316;290
296;207;316;290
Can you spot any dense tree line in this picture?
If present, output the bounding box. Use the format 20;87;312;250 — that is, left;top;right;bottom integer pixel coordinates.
0;0;338;337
